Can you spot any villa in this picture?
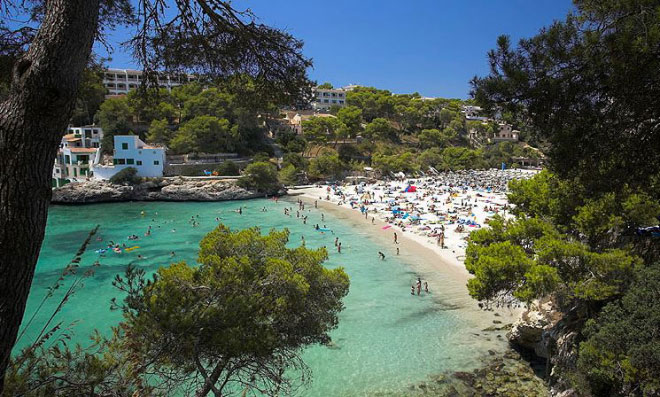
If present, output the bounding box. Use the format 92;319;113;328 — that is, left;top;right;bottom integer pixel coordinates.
93;135;166;179
492;123;519;142
52;125;103;187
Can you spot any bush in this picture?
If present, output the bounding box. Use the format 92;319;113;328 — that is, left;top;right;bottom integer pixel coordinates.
308;154;344;181
215;161;240;176
278;164;299;186
109;167;141;185
237;161;280;193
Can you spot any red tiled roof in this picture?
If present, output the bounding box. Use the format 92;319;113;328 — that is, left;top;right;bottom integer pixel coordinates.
69;148;98;153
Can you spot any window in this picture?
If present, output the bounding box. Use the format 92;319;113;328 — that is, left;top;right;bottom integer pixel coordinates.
331;93;336;97
126;158;134;165
136;160;142;166
153;160;160;165
113;159;117;165
65;155;70;164
338;93;344;98
84;129;92;135
117;159;126;165
339;100;345;104
332;100;337;103
324;99;329;103
121;143;128;150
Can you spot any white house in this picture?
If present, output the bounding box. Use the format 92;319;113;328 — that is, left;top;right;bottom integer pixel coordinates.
93;135;166;179
52;125;103;187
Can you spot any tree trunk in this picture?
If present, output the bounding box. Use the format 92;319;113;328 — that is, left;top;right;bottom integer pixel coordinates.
0;0;100;390
195;361;226;397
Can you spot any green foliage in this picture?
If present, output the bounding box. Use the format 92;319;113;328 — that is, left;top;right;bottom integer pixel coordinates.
283;152;308;170
214;160;240;176
417;148;443;170
363;118;397;142
336;105;363;136
169;115;235;154
438;147;485;170
471;0;660;197
237;161;280;193
466;240;533;302
302;116;345;148
465;216;639;305
96;96;134;154
114;224;349;395
109;167;141;185
317;82;333;89
146;118;172;145
578;262;660;396
308;153;344;181
279;164;299;186
70;68;107;126
418;128;451;149
372;152;418;175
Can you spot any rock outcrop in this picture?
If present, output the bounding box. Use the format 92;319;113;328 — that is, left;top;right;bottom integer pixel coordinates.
51;178;270;203
507;299;579;396
508;300;561;359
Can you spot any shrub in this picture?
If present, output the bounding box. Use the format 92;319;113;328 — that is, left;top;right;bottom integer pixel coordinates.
215;161;240;176
278;164;298;186
109;167;141;185
237;161;280;193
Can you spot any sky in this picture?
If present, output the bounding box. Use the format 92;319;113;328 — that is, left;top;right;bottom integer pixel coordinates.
99;0;574;99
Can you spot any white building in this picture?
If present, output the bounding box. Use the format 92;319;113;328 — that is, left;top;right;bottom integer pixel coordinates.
52;126;104;186
103;68;197;95
93;135;166;179
312;87;348;111
462;105;488;121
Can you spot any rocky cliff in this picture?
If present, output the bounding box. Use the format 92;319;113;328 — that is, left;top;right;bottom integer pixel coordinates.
508;300;579;396
51;178;269;203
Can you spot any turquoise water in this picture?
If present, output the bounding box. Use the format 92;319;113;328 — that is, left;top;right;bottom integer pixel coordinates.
18;199;509;396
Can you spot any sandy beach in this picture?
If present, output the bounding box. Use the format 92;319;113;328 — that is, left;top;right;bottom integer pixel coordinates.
286;168;536;319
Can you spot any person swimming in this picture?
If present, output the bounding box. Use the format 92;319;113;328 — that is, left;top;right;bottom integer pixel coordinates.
378;252;385;260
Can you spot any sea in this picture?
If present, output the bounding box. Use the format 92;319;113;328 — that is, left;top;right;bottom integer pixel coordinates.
16;199;511;396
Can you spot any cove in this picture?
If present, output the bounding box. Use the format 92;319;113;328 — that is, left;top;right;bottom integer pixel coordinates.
17;199;512;396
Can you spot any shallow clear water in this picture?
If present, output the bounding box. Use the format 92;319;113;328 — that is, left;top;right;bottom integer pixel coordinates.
18;199;509;396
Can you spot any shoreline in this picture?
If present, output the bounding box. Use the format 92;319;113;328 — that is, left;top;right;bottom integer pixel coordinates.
288;191;523;324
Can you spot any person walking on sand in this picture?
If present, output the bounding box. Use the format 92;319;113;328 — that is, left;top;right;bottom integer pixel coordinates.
315;200;318;208
424;281;429;293
397;247;400;255
394;232;398;244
